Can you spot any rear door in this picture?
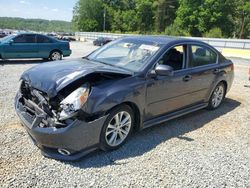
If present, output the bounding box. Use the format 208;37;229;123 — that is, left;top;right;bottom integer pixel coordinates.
36;35;54;58
185;44;219;101
3;34;38;58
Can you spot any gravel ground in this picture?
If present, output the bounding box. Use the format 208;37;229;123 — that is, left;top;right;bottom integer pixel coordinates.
0;41;249;188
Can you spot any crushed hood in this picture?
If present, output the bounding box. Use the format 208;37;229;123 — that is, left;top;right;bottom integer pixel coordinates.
21;59;133;98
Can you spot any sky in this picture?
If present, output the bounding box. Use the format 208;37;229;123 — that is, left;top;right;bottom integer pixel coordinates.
0;0;78;22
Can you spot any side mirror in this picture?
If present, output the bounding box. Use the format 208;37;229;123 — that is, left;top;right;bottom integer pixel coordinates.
155;64;174;76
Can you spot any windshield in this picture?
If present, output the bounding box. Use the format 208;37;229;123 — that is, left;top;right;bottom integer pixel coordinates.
88;39;161;72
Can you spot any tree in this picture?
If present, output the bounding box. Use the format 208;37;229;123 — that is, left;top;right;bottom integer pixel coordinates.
198;0;235;37
72;0;104;31
175;0;235;37
102;0;137;32
154;0;179;32
71;0;249;38
103;0;136;10
234;0;250;38
136;0;155;33
0;17;72;32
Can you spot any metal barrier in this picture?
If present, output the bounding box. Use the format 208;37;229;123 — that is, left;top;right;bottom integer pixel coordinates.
75;32;250;50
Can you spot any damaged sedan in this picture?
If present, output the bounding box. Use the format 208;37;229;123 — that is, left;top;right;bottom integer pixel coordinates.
15;36;234;161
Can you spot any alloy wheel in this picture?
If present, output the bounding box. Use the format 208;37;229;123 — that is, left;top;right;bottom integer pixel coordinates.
211;85;224;108
51;52;62;61
105;111;132;147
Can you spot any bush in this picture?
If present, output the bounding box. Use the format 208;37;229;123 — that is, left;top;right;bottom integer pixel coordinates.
164;24;189;36
204;28;223;38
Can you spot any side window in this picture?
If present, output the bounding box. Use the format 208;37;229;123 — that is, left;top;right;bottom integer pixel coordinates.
37;35;52;43
13;35;26;43
189;45;217;68
13;34;36;43
158;45;185;71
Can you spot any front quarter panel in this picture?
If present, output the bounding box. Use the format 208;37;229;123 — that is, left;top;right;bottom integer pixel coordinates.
82;76;146;119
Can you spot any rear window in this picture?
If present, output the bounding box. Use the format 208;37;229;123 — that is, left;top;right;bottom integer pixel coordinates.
188;45;217;68
37;35;52;43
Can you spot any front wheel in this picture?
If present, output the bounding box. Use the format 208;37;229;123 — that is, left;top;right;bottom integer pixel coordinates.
49;51;62;61
207;82;226;110
100;105;134;151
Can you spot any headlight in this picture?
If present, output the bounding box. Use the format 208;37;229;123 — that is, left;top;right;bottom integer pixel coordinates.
59;85;89;120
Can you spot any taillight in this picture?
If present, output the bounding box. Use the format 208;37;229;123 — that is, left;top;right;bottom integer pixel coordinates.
68;42;70;50
248;68;250;80
230;63;234;71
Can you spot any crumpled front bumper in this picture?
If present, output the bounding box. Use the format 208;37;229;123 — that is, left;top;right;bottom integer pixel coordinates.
15;92;108;161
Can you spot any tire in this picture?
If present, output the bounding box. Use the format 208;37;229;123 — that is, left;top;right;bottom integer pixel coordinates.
49;50;62;61
100;105;134;151
207;82;226;110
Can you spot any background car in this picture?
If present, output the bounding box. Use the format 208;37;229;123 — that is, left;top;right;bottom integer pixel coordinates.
0;33;71;61
0;32;7;38
93;37;113;46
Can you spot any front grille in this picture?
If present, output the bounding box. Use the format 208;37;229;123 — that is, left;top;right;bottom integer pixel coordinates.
19;81;53;127
18;81;67;128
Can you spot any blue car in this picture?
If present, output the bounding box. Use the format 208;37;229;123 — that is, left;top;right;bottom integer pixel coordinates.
0;33;72;61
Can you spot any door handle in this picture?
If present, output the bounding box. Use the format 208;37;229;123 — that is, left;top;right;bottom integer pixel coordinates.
183;75;192;82
213;68;220;74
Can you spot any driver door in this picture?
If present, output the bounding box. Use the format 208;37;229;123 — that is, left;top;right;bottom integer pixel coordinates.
145;45;202;121
3;34;38;58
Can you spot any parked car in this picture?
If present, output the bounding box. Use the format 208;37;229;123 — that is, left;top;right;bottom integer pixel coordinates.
15;36;234;160
93;37;112;46
0;33;71;60
57;35;76;42
0;32;7;38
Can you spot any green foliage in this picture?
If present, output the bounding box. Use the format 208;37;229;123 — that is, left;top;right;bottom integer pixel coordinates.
72;0;250;38
135;0;155;33
0;17;72;32
234;0;250;38
111;10;137;32
154;0;179;32
175;0;235;37
1;0;249;38
204;27;223;38
72;0;104;31
164;23;188;36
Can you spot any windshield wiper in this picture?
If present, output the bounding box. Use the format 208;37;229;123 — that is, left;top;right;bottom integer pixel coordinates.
90;59;133;72
82;56;90;60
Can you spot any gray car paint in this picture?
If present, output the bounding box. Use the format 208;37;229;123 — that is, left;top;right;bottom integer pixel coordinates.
15;36;234;160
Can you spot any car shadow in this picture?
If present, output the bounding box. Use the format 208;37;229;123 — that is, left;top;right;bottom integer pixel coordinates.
65;98;241;168
0;59;48;65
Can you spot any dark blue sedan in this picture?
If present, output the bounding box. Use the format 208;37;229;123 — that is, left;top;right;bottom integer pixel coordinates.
15;36;234;161
0;33;71;61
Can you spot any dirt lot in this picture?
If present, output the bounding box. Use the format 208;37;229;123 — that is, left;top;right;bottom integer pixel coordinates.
0;41;249;187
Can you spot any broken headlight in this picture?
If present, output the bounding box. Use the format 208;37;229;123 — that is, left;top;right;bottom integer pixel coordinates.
59;85;89;120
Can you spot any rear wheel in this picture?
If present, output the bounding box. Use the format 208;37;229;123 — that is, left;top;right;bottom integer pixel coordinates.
207;82;226;110
49;51;62;61
100;105;134;151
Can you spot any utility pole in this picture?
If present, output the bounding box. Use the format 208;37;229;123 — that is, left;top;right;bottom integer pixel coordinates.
103;8;106;32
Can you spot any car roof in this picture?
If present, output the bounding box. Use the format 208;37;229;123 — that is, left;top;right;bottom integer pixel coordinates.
16;32;48;36
122;35;205;45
